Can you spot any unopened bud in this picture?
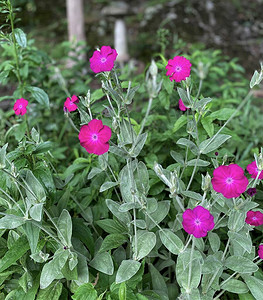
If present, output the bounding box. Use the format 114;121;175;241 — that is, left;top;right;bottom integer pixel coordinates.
202;172;211;191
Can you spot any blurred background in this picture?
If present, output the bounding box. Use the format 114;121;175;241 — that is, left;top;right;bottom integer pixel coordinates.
11;0;263;73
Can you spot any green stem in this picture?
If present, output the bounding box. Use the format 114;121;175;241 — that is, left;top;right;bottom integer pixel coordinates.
221;238;230;261
196;79;203;100
186;154;200;191
137;97;153;137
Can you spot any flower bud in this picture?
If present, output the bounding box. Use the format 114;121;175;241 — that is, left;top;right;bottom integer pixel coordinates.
202;172;211;191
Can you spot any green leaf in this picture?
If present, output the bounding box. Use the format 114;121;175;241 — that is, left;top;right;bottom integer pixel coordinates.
199;134;231;154
14;28;27;48
96;219;127;234
106;199;131;224
194;98;212;111
99;234;127;253
208;232;220;253
118;282;127;300
228;210;246;232
26;170;46;203
0;215;25;229
225;256;258;273
170;150;184;165
0;143;8;169
177;138;199;155
100;181;119;193
116;260;141;284
36;282;62;300
222;279;249;294
40;249;69;289
209;108;237;121
243;275;263;300
23;221;40;254
173;115;187;133
146;201;170;230
177;87;191;105
130;133;148;157
163;75;174;94
239;293;256;300
28;86;49;108
149;263;168;295
201;117;214;137
0;235;29;273
187;159;210;167
29;203;43;222
228;231;252;254
57;209;72;246
134;161;149;195
134;231;156;260
89;252;114;275
72;283;97;300
159;229;184;255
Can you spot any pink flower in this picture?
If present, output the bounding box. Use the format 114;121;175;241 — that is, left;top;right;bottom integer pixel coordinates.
64;95;79;112
178;98;189;111
258;245;263;259
182;206;214;238
166;56;191;82
247;188;257;197
246;161;263;180
79;119;111;155
13;98;28;116
211;164;249;199
89;46;118;73
245;211;263;226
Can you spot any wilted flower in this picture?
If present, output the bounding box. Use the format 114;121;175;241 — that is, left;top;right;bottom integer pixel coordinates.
13;98;28;116
247;188;257;197
79;119;111;155
90;46;118;73
165;56;191;82
178;99;189;111
211;164;248;199
182;206;214;238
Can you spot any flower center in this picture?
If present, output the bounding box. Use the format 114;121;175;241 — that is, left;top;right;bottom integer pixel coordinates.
19;104;23;109
226;177;233;185
101;57;107;63
69;101;73;106
175;66;182;72
252;216;257;221
194;218;201;226
91;133;98;141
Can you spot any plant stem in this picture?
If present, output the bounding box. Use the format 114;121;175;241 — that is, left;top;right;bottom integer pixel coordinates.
196;79;203;100
221;238;230;261
186;154;200;191
187;238;195;290
137;97;153;137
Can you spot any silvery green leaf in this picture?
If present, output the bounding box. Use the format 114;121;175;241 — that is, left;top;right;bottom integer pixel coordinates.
115;260;141;283
14;28;27;48
99;234;127;253
250;68;263;89
57;209;72;246
202;254;223;274
29;203;43;222
228;210;246;232
120;119;135;145
208;232;220;253
98;152;108;170
72;283;97;300
23;221;40;254
177;138;199;155
242;275;263;300
119;202;140;212
225;256;258;273
193;97;212;111
134;161;149;195
75;254;89;285
228;231;252;254
31;128;39;143
25;170;46;203
89;252;114;275
40;249;69;289
146;198;158;213
182;191;203;201
145;201;170;230
109;145;129;158
0;143;8;169
36;281;63;300
125;83;140;104
170;150;184;165
130;133;148;157
149;263;169;296
100;181;119;193
106;199;131;224
131;219;146;229
177;87;191;105
187;159;210;167
30;251;50;263
221;279;248;294
134;231;156;260
27;86;49;108
199;134;231;154
0;215;25;229
159;229;184;255
88;167;102;179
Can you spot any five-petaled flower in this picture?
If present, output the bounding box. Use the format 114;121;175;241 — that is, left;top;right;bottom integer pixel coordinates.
13;98;28;116
64;95;79;112
90;46;118;73
178;98;189;111
166;56;191;82
182;206;214;238
79;119;111;155
211;164;248;199
245;211;263;226
246;160;263;180
258;245;263;259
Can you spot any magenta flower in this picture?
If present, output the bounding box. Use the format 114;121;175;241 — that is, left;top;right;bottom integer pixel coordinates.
64;95;79;112
245;211;263;226
89;46;118;73
13;98;28;116
258;245;263;259
246;161;263;180
247;188;257;197
211;164;249;199
178;98;189;111
182;206;214;238
79;119;111;155
166;56;191;82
